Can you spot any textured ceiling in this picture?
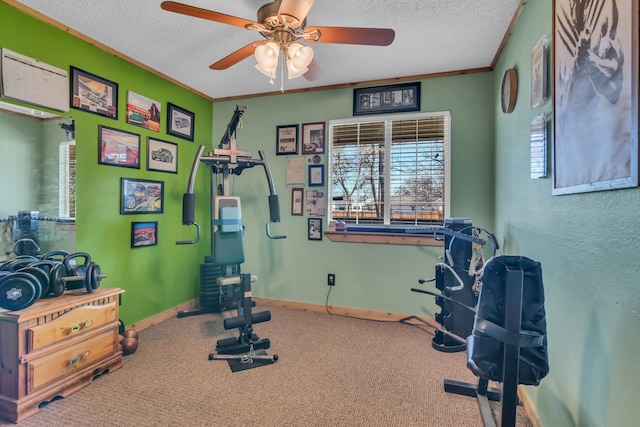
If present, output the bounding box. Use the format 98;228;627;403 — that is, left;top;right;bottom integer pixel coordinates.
11;0;524;100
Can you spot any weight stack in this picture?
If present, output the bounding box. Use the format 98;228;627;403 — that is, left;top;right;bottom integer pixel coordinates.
432;218;477;353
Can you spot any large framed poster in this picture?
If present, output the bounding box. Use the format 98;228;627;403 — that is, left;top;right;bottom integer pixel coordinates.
553;0;638;194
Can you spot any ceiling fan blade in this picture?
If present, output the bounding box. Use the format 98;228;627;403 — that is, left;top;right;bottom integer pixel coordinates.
305;26;395;46
303;59;323;81
209;42;258;70
161;1;264;30
278;0;315;23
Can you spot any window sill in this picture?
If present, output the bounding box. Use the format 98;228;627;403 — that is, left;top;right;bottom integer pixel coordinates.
324;231;444;246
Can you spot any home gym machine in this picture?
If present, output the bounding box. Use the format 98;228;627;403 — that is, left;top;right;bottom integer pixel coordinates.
176;105;283;364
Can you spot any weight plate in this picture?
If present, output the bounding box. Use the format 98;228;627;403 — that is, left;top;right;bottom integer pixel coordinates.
85;262;95;294
18;267;50;299
27;260;57;274
91;263;102;289
0;274;38;311
48;263;66;297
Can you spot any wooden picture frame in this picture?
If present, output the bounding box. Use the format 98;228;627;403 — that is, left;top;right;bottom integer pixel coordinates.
147;137;178;174
308;218;322;241
126;91;161;132
276;124;299;155
353;82;421;116
308;164;324;187
166;102;195;141
301;122;326;155
553;0;638;194
120;178;164;214
70;66;118;119
131;221;158;248
531;36;548;109
98;125;140;169
291;188;304;216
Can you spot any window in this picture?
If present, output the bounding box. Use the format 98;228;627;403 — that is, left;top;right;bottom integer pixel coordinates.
328;112;450;227
58;141;76;218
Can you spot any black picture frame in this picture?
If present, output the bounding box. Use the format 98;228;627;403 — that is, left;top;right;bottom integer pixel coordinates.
308;218;322;241
166;102;195;141
291;188;304;216
353;82;421;116
131;221;158;248
147;137;178;174
98;125;140;169
301;122;326;155
276;124;299;155
120;178;164;214
70;66;118;119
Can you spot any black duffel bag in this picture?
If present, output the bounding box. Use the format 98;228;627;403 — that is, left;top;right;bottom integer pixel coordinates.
466;255;549;386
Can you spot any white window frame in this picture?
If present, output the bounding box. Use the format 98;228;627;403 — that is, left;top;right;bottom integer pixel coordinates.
327;111;451;227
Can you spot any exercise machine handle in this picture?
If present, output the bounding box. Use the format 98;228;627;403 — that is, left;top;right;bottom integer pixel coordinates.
176;145;205;245
260;150;286;239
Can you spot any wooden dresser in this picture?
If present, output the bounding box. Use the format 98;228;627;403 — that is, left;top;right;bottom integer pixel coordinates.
0;287;124;423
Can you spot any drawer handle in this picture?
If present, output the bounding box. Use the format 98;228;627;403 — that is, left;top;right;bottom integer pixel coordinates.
69;350;91;366
83;319;93;328
70;324;80;334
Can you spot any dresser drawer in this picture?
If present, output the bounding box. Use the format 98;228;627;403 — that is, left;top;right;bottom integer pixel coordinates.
27;329;117;392
26;301;118;353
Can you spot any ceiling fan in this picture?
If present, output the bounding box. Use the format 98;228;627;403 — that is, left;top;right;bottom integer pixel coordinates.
160;0;395;81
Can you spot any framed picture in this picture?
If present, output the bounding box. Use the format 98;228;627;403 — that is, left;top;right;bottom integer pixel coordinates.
147;137;178;173
98;125;140;169
166;102;195;141
120;178;164;214
131;221;158;248
127;91;161;132
531;36;548;109
553;0;638;194
306;189;326;216
291;188;304;216
353;82;421;116
308;218;322;241
70;66;118;119
301;122;326;155
276;124;299;155
308;164;324;187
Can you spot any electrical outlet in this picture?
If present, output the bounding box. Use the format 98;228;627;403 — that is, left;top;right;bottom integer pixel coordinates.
327;273;336;286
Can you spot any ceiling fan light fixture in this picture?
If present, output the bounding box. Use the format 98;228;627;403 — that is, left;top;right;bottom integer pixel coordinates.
287;42;313;68
255;41;280;66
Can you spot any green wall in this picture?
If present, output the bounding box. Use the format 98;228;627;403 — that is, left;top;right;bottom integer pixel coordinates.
212;74;496;318
0;3;213;325
494;1;639;426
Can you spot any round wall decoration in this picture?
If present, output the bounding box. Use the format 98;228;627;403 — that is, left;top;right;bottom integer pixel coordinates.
501;68;518;114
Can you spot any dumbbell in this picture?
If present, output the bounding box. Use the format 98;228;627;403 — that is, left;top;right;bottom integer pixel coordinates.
48;252;107;296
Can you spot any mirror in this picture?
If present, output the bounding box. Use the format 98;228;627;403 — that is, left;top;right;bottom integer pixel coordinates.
0;100;76;260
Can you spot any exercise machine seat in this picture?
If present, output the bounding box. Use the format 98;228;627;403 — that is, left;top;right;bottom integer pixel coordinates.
467;255;549;386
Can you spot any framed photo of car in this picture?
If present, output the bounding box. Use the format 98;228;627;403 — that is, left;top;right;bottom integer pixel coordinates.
127;91;161;132
120;178;164;214
147;137;178;173
166;102;195;141
131;221;158;248
70;66;118;119
98;125;140;169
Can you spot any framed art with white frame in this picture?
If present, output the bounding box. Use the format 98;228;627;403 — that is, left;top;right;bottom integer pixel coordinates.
531;35;548;109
